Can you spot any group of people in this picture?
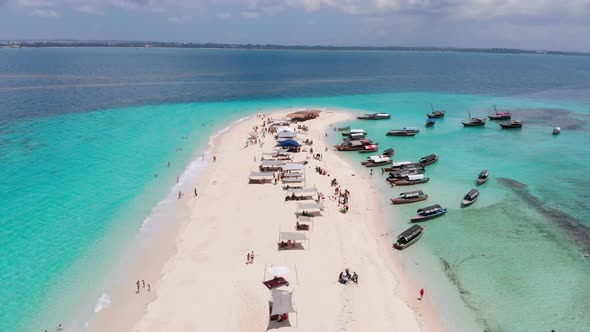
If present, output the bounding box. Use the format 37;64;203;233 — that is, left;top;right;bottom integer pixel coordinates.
315;166;329;176
338;268;359;284
136;279;151;293
246;251;256;264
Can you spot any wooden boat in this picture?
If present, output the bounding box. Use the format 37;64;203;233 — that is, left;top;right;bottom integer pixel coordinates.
359;144;379;154
387;169;425;182
499;120;523;128
341;129;366;137
410;204;447;222
383;161;421;172
391;190;428;204
427;105;445;118
345;132;366;140
488;105;511;120
386;127;419;136
425;119;436;127
357;113;391;120
392;225;424;250
553;127;561;135
462;188;479;207
419;154;439;166
462;112;486;127
477;170;489;185
390;174;430;186
361;155;392;167
335;140;375;151
381;148;395;158
337;126;351;131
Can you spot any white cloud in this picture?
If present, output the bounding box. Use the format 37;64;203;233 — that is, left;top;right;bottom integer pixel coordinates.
241;11;259;19
32;8;60;17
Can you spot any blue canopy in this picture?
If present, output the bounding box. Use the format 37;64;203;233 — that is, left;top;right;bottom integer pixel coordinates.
279;139;300;147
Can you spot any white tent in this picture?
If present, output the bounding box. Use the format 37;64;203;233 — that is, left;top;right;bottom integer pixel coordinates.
277;132;297;139
279;232;308;241
271;290;296;315
267;265;290;276
250;172;275;178
261;160;286;166
286;188;317;195
282;172;302;178
276;126;296;133
283;177;305;183
282;164;304;171
296;202;324;212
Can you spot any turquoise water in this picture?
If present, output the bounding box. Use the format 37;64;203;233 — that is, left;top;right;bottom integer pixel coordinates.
1;92;589;331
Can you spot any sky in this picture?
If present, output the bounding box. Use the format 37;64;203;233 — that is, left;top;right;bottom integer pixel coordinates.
1;0;590;52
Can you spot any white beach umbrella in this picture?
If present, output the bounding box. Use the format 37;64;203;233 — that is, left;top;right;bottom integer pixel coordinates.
267;265;290;276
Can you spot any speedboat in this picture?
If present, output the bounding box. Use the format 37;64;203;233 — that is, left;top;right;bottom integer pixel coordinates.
383;162;422;172
419;154;439;166
335;140;375;151
392;225;424;250
390;174;430;186
461;189;480;207
488;105;512;120
477;170;489;185
410;204;447;222
341;129;367;137
357;113;391;120
425;119;436;127
386;128;419;136
391;190;428;204
361;155;392;167
553;127;561;135
499;120;523;128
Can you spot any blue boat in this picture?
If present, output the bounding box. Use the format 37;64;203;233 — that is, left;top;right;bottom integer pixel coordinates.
410;204;447;222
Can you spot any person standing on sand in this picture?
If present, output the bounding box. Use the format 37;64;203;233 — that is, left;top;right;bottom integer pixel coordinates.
370;169;373;176
419;288;425;300
247;253;250;264
142;280;145;288
194;188;198;197
213;155;217;162
147;284;151;291
178;191;183;199
251;251;255;264
136;280;140;293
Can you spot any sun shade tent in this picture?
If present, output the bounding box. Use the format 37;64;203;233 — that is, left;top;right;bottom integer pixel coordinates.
262;160;286;166
296;202;324;212
282;172;303;178
271;289;296;316
276;126;296;133
279;139;300;147
250;172;275;178
286;188;317;195
283;177;305;183
283;163;304;171
279;232;308;242
277;132;297;139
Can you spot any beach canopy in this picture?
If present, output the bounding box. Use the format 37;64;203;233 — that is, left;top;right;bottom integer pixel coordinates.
283;177;305;183
283;163;304;171
287;188;317;195
282;172;302;178
279;139;300;147
250;172;275;178
267;265;290;276
297;202;324;211
277;132;297;139
276;126;296;133
280;232;308;241
271;290;296;315
263;151;293;156
261;160;286;166
297;216;314;223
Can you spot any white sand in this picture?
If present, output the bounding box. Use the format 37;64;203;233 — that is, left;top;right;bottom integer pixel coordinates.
92;110;445;332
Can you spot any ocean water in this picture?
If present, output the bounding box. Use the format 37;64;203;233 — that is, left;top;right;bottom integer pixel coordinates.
1;48;590;332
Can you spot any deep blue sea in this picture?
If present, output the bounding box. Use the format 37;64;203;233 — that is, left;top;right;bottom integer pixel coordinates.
1;48;589;332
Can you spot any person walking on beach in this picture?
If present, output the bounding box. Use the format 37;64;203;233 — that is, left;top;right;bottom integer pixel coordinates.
246;252;251;264
136;280;140;293
178;191;183;199
213;155;217;162
142;280;145;288
419;288;425;300
194;188;198;197
251;251;255;264
370;169;373;176
147;284;151;291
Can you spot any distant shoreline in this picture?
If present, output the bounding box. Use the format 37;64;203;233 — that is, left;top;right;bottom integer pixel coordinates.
2;41;589;57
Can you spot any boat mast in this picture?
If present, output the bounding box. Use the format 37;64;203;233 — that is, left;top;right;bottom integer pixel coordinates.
493;104;497;114
431;104;434;113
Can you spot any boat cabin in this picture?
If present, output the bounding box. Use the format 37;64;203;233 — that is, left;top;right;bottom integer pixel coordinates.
400;190;424;198
396;225;424;244
391;161;411;167
479;170;489;179
417;204;443;215
405;174;425;181
464;189;479;201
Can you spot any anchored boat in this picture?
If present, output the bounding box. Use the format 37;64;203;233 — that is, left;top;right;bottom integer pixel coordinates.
392;225;424;250
462;112;487;127
361;155;392;167
419;154;439;166
499;120;523;128
390;174;430;186
477;170;489;185
410;204;447;222
488;105;512;120
461;188;480;207
357;113;391;120
427;105;446;119
391;190;428;204
359;144;379;153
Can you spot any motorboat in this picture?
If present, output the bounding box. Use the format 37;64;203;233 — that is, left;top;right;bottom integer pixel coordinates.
361;155;392;167
335;139;375;151
461;188;479;207
553;127;561;135
358;144;380;154
337;126;351;131
499;120;523;128
390;174;430;186
419;154;439;166
477;170;489;185
381;148;395;158
387;170;425;182
391;190;428;204
382;161;420;172
357;113;391;120
345;132;366;140
341;129;367;137
386;127;419;136
488;105;512;120
425;119;436;127
392;225;424;250
410;204;447;222
427;105;445;119
462;112;486;127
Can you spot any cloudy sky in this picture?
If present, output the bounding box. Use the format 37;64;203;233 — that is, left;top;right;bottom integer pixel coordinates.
1;0;590;51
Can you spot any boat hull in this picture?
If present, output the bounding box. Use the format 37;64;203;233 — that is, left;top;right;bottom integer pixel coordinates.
391;178;430;186
462;122;486;127
477;178;488;185
410;210;447;222
359;149;379;154
363;161;392;167
386;132;417;136
499;124;522;129
488;115;511;120
461;199;477;207
420;156;439;166
391;196;427;204
393;232;423;250
357;116;390;120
